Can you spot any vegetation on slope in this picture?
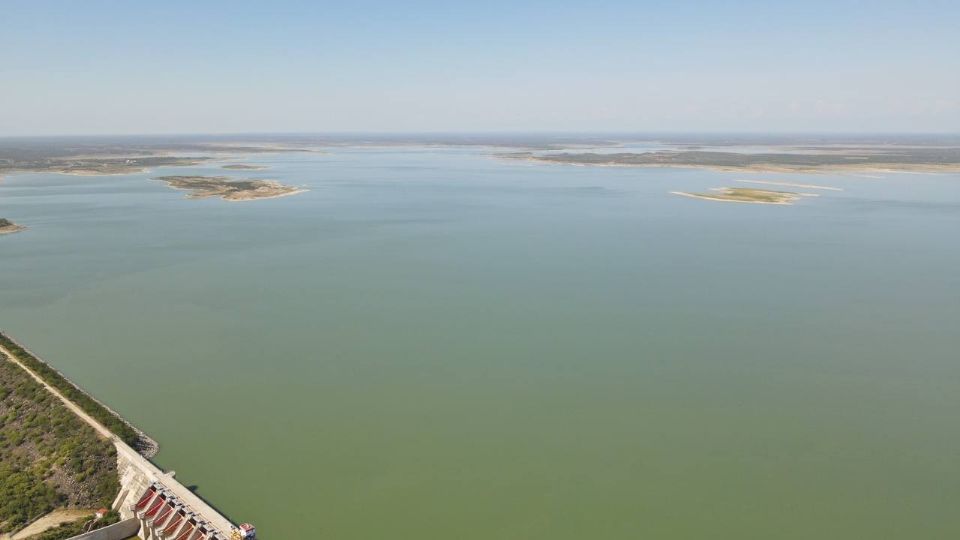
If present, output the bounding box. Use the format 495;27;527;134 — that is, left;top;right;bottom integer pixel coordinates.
0;354;118;534
0;332;139;446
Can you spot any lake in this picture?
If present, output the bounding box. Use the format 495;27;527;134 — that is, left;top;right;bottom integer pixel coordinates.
1;145;958;538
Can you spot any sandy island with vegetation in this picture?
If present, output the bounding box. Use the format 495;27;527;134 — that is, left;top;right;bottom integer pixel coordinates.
154;175;307;201
0;218;25;235
671;187;806;205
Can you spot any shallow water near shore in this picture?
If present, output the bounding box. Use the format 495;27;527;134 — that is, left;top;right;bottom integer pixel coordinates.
2;146;959;538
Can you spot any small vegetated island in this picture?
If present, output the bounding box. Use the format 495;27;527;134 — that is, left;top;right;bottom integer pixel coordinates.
0;218;25;235
671;187;803;205
154;175;306;201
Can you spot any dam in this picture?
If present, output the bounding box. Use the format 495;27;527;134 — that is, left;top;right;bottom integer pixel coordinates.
0;332;256;540
113;437;255;540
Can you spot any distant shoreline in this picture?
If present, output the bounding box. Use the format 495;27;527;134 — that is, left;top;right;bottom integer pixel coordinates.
734;179;843;191
222;164;269;170
501;146;960;174
512;156;960;174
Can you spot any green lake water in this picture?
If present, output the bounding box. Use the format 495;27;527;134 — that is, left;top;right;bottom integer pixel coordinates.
1;146;958;538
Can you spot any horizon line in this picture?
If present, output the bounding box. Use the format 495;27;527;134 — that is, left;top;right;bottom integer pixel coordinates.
3;130;960;140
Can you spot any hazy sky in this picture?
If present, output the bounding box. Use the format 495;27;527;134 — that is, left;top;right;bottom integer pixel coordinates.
2;0;958;135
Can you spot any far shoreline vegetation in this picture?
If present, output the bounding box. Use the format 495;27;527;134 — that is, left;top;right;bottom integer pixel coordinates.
504;145;960;173
0;155;209;177
0;139;316;181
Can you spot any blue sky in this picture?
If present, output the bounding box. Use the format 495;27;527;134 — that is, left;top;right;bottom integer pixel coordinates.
1;0;958;135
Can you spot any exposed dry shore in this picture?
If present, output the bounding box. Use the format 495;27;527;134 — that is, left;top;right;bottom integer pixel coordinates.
225;186;309;201
671;187;804;205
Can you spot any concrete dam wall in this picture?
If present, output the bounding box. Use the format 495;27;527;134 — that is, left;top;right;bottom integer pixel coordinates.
113;439;239;540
